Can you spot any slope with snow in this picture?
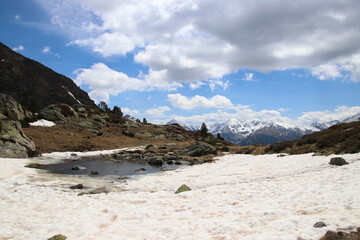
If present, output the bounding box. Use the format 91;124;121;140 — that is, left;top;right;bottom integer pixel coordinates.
1;151;360;240
342;113;360;123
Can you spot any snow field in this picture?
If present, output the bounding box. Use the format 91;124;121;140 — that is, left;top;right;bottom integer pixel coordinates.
0;153;359;240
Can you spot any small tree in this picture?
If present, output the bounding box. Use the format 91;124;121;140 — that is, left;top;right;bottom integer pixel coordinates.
143;118;148;124
98;101;110;113
216;132;224;140
112;105;123;117
200;122;208;139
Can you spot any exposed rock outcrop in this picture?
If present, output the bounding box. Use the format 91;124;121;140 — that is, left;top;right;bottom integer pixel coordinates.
0;93;32;121
39;104;77;122
180;141;217;157
0;119;36;158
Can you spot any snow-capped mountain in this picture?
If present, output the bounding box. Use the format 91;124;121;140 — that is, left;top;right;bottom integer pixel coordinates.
342;112;360;123
167;118;312;145
166;119;200;131
206;118;311;145
310;120;340;131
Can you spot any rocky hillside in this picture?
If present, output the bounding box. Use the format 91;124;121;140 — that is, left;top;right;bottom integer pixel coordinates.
0;42;97;112
258;121;360;155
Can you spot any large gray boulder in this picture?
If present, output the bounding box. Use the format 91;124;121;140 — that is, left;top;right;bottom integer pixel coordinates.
0;94;33;121
0;120;36;158
180;141;217;157
39;104;77;122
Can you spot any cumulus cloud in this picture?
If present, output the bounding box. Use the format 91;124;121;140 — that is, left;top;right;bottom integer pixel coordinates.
122;107;140;117
35;0;360;84
74;63;182;103
145;106;171;118
296;106;360;125
167;93;233;110
12;45;24;51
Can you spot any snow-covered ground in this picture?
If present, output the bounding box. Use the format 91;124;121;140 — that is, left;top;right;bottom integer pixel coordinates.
1;152;360;240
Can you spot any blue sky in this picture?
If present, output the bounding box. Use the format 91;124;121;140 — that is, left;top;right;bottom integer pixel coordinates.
1;0;359;126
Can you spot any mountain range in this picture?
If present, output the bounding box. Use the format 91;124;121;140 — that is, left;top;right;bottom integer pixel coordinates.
167;116;359;146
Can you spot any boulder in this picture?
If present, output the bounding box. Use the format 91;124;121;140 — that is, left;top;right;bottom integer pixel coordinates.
39;104;76;122
0;120;36;158
329;157;349;166
319;228;360;240
313;222;327;228
47;234;67;240
148;156;164;166
180;141;217;157
0;94;33;121
78;187;109;196
175;184;192;194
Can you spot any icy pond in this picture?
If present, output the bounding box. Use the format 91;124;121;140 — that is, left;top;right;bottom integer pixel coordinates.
44;157;182;177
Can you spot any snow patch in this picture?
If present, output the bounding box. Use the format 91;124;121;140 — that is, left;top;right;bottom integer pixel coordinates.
29;119;56;127
0;152;360;239
62;86;81;104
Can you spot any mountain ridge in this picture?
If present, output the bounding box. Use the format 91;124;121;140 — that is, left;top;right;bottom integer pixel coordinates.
0;42;97;112
166;116;359;145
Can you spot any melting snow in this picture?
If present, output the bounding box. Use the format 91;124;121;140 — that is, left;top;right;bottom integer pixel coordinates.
1;152;360;239
29;119;56;127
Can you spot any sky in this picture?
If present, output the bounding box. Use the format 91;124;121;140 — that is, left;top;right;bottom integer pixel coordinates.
0;0;359;127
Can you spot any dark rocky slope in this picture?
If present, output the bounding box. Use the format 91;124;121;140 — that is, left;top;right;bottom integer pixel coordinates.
0;42;96;112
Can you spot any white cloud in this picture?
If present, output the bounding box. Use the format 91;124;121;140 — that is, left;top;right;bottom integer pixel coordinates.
122;107;140;117
167;93;233;110
15;15;21;21
145;106;171;118
42;46;52;54
189;81;205;90
244;73;254;81
296;106;360;125
12;45;24;51
74;63;182;103
42;46;61;58
36;0;360;84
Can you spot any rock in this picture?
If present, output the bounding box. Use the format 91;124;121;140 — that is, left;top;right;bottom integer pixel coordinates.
0;94;33;121
24;163;47;169
154;134;166;139
313;149;329;156
90;170;99;175
319;228;360;240
145;144;155;150
329;157;349;166
313;222;327;228
174;134;185;141
180;141;217;157
39;104;76;122
158;145;168;149
175;160;191;165
70;184;84;189
0;120;36;158
167;160;174;165
71;165;86;170
78;187;109;196
175;184;192;194
47;234;67;240
166;143;176;147
277;153;288;157
148;156;164;166
135;168;146;173
122;130;134;137
220;146;230;152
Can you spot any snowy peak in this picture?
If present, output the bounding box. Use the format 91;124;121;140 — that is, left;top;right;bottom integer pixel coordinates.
342;112;360;123
310;120;340;131
166;119;199;131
